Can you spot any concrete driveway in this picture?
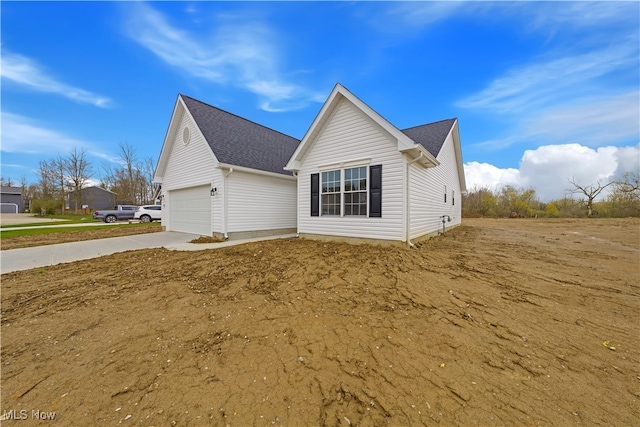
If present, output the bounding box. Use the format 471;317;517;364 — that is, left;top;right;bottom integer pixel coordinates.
1;232;296;274
1;232;195;274
0;213;66;226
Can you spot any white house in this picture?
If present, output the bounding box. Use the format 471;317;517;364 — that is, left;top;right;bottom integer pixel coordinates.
153;95;299;239
284;83;466;245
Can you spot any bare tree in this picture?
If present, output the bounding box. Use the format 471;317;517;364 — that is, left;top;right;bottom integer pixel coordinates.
568;176;613;217
52;155;67;214
0;177;15;186
615;171;639;195
65;147;93;213
37;159;56;199
119;142;138;204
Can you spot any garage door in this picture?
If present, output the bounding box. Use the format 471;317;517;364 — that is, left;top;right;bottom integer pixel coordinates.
169;185;211;235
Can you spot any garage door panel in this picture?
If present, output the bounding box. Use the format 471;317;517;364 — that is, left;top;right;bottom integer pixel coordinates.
169;185;211;235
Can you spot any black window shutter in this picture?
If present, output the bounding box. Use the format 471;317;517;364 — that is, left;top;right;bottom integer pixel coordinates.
369;165;382;217
311;173;319;216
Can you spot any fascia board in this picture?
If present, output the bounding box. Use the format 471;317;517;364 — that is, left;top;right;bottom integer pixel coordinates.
335;86;416;151
219;163;297;181
449;120;467;193
285;83;418;170
153;95;185;182
285;85;342;171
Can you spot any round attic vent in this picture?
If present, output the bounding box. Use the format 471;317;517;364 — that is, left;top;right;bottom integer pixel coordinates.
182;126;190;145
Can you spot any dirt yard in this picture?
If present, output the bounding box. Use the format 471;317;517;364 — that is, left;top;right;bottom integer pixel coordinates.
1;219;638;426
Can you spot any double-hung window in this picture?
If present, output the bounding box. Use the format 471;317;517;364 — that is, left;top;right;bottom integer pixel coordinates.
312;164;381;218
321;170;341;215
344;166;367;216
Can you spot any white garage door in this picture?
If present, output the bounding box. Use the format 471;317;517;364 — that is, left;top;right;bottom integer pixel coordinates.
169;185;211;235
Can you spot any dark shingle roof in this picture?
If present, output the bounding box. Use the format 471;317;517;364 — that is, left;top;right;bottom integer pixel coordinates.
1;186;22;195
401;118;457;158
181;95;300;176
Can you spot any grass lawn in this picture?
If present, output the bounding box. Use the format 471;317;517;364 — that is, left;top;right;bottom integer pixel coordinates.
0;222;155;238
0;213;99;228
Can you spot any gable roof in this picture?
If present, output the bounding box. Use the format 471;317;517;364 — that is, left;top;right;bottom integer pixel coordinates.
67;186;116;195
286;83;441;171
181;95;300;176
1;186;22;195
401;118;457;158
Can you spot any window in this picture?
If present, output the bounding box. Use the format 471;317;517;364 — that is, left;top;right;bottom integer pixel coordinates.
344;166;367;216
444;185;447;203
452;190;455;206
311;165;381;217
321;170;341;215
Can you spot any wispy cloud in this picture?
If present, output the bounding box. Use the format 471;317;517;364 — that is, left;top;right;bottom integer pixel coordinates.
0;112;114;164
124;3;322;112
1;51;112;107
521;1;640;35
454;2;639;150
457;42;637;115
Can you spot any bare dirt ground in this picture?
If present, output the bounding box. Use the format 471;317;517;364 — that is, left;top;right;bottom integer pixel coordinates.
1;218;638;426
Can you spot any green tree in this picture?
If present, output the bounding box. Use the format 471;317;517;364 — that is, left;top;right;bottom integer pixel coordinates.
544;203;560;218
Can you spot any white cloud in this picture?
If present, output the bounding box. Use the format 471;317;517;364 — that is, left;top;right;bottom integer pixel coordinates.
1;112;89;154
522;1;639;35
0;51;112;107
463;161;520;192
124;3;322;112
450;2;639;151
464;143;640;201
475;90;640;150
457;42;637;115
380;2;471;29
0;112;116;164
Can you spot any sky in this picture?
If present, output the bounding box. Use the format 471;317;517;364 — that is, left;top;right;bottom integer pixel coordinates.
1;1;638;202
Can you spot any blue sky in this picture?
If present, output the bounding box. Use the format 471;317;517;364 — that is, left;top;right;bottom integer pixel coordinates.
1;1;638;201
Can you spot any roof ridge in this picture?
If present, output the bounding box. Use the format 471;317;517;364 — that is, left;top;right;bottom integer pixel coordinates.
180;94;300;141
401;118;457;131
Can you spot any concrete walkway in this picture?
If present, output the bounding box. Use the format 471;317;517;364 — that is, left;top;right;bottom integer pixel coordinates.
0;232;296;274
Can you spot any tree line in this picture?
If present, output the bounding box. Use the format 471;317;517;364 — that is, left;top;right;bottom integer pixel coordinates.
462;172;640;218
1;143;157;214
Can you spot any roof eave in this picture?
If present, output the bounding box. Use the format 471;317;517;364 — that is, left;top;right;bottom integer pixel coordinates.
400;144;440;168
218;163;296;180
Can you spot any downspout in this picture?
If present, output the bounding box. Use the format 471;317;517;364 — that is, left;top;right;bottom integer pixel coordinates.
406;152;424;248
292;171;299;237
223;168;234;239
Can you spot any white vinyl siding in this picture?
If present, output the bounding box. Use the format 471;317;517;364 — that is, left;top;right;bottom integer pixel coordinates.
409;132;462;239
297;98;405;241
226;171;296;233
168;185;211;235
160;105;220;234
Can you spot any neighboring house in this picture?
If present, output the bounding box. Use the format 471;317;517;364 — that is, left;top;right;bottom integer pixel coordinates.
67;186;117;211
153;95;300;238
1;186;24;213
285;83;466;245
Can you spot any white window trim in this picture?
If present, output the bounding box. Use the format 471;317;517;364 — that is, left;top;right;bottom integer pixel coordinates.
318;157;371;172
320;164;370;217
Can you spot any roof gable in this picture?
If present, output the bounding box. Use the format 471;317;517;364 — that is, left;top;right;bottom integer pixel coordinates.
401;118;457;158
285;83;440;171
181;95;300;176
